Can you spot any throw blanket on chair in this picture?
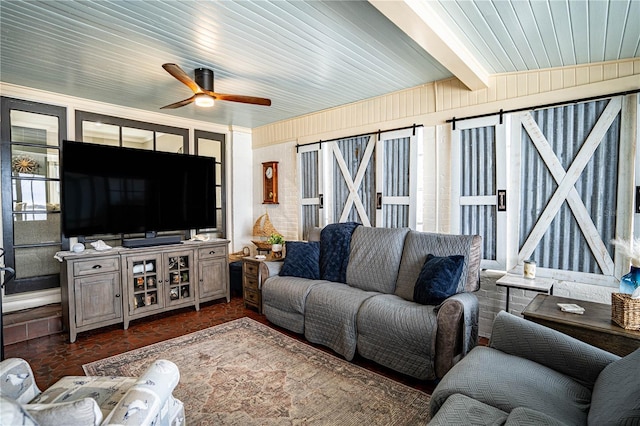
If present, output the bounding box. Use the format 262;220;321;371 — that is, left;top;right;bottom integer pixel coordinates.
320;222;361;283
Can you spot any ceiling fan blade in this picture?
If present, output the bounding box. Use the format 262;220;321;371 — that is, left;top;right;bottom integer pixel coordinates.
162;63;202;93
160;95;196;109
205;90;271;106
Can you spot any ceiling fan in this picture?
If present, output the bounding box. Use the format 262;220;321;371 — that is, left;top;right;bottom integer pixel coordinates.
160;63;271;109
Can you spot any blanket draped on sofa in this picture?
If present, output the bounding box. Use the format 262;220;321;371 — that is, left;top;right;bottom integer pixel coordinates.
319;222;360;283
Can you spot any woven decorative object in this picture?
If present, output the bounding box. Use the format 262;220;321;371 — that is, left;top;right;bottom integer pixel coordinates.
252;212;281;251
611;293;640;330
251;240;273;251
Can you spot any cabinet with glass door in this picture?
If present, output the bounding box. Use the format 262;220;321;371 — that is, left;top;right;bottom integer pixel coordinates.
122;248;197;328
165;251;195;307
124;253;163;326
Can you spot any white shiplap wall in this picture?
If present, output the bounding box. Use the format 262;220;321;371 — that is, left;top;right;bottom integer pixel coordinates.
251;58;640;337
253;58;640;146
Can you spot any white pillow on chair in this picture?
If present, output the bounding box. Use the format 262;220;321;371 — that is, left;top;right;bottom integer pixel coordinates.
0;396;38;426
25;397;103;426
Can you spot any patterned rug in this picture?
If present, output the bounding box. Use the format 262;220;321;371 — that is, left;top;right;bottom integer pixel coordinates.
83;317;430;425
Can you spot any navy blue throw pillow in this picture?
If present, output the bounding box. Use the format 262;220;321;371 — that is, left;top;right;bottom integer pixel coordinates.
279;241;320;280
413;254;465;305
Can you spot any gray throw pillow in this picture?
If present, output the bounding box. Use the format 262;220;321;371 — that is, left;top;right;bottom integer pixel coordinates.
588;347;640;425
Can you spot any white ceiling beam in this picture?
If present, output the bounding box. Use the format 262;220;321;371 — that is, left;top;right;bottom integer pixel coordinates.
369;0;489;91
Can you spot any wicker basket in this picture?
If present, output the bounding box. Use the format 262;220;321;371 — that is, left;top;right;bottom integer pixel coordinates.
611;293;640;330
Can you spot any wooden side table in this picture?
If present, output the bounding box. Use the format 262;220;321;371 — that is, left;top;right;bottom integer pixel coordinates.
522;294;640;356
242;256;284;313
242;257;263;312
496;274;554;312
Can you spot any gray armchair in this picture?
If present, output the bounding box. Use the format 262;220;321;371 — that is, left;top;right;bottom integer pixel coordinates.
429;311;640;425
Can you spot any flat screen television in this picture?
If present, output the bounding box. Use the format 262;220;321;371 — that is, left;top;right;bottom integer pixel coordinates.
61;140;217;245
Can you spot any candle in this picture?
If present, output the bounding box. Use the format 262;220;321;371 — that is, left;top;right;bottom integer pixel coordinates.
524;260;536;279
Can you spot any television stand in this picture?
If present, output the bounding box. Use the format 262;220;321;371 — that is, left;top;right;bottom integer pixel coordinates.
59;239;230;342
123;235;182;248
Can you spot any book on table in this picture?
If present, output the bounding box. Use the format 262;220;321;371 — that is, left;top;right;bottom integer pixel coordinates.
557;303;585;314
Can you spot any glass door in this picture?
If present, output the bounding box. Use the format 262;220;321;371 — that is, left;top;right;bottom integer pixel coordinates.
165;252;193;305
1;97;67;294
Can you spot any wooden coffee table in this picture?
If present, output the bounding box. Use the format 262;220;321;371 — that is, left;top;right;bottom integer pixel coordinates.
522;294;640;356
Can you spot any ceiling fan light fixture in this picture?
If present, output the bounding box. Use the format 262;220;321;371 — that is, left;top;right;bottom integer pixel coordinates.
194;93;214;107
161;64;270;109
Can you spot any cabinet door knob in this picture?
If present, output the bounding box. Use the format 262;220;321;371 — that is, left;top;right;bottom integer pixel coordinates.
209;250;215;255
115;294;120;298
92;264;102;269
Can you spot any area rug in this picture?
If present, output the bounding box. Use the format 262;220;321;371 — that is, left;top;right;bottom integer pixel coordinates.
83;317;430;425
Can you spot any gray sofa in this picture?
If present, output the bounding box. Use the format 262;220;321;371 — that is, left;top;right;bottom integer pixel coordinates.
261;226;482;380
429;311;640;425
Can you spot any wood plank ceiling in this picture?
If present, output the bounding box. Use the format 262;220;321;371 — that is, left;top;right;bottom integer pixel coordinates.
1;0;638;129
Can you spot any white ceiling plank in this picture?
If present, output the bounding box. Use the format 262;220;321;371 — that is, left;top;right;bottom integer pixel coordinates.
604;0;640;61
431;0;506;73
604;2;626;61
548;0;577;66
620;0;640;58
588;0;609;62
490;1;540;70
442;0;513;73
529;1;564;67
368;0;489;91
568;0;591;64
510;1;551;69
473;1;527;70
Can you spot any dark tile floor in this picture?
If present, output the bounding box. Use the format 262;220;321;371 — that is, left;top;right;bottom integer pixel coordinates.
4;296;439;394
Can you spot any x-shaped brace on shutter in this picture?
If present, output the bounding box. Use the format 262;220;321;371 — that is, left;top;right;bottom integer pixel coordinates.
329;138;375;227
519;97;622;275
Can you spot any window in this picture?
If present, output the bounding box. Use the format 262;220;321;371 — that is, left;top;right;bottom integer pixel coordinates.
76;111;188;153
194;130;226;238
74;111;192;244
452;95;638;285
298;127;420;239
1;97;66;294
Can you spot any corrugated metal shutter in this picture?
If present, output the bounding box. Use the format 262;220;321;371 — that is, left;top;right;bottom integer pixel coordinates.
452;115;507;269
460;126;497;262
299;145;321;240
333;136;375;225
381;136;411;228
519;99;621;274
303;128;418;232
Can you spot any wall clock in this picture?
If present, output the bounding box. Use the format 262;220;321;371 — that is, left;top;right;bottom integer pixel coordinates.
262;161;279;204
